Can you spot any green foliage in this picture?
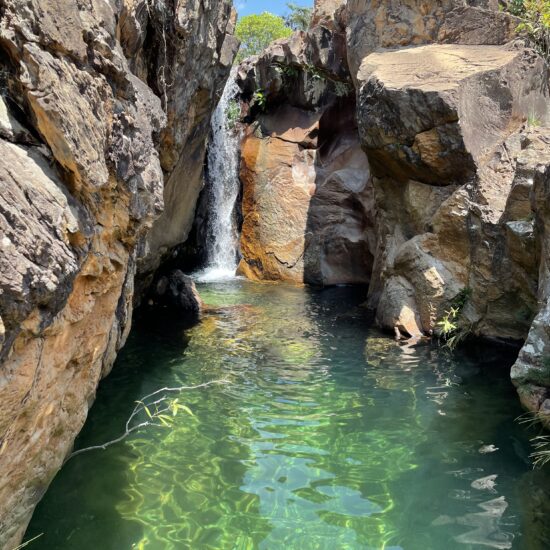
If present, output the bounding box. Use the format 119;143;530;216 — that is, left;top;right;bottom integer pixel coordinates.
284;2;313;31
225;99;241;129
527;111;542;126
505;0;550;61
252;89;267;111
304;63;325;81
530;435;550;468
274;62;300;80
436;288;473;351
235;12;292;63
333;80;351;97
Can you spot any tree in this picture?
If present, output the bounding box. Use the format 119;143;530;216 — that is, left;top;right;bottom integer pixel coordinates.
284;2;313;31
235;12;292;63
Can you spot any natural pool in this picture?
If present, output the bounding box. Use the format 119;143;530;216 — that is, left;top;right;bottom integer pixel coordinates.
27;280;549;549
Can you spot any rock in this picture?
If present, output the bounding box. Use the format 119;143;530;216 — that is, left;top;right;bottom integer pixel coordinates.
310;0;347;30
357;44;547;186
357;42;549;337
0;1;236;546
511;152;550;426
236;17;374;285
346;0;518;81
151;270;203;316
138;1;239;280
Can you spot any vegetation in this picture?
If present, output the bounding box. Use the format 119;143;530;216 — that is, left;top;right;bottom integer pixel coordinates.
235;12;292;63
436;288;473;351
333;80;351;97
530;435;550;467
517;413;550;468
225;98;241;129
505;0;550;61
252;89;267;112
527;111;542;126
284;2;313;31
66;380;228;461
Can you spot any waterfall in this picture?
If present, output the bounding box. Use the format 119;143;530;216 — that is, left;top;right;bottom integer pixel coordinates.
196;72;241;282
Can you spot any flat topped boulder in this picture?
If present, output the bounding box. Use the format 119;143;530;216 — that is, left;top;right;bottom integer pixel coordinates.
358;44;518;92
357;44;548;185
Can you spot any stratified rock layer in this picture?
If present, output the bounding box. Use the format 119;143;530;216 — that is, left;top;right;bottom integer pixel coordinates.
0;1;236;547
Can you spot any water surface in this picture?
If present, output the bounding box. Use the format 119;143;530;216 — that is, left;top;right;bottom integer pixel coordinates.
27;281;548;549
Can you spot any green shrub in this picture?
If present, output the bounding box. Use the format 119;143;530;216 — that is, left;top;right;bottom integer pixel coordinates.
252;89;267;112
505;0;550;61
225;99;241;129
436;288;473;351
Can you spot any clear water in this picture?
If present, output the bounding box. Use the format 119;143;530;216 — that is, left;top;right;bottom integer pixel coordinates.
26;281;549;550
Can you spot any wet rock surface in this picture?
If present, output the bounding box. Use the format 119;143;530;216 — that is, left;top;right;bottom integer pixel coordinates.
150;270;203;317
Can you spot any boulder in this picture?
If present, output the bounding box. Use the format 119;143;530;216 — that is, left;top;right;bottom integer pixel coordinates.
150;270;203;317
512;147;550;426
346;0;518;81
356;41;549;338
236;18;375;286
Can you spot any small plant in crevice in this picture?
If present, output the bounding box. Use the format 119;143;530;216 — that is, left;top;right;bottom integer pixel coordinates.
224;98;241;130
436;287;473;351
304;64;325;81
527;111;542;127
333;80;351;97
252;89;267;112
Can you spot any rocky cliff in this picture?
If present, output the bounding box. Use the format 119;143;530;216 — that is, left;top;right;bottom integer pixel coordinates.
0;1;237;547
350;1;550;424
234;1;550;423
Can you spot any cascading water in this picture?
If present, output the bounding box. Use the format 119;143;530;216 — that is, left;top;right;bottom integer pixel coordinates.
195;72;241;282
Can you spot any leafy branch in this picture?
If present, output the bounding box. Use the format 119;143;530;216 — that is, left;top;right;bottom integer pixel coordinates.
436;288;473;351
66;379;229;462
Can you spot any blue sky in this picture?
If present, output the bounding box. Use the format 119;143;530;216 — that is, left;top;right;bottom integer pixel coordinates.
236;0;313;18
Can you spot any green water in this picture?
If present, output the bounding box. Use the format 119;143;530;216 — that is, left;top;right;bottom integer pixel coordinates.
27;281;549;549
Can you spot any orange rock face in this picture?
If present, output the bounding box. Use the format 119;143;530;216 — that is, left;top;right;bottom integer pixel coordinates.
238;104;374;285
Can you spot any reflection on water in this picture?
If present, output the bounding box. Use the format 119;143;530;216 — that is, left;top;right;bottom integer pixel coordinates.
26;280;548;549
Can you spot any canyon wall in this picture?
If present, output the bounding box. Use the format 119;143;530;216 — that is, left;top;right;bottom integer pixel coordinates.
235;1;550;423
0;1;236;547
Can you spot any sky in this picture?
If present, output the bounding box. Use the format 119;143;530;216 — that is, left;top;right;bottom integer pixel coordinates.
236;0;313;18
